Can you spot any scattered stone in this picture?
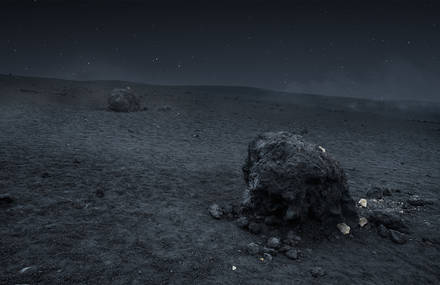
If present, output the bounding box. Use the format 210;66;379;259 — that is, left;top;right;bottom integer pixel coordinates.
263;253;273;262
208;204;223;219
368;210;410;233
232;265;237;271
19;266;34;274
107;87;141;112
0;193;14;205
286;231;302;242
377;224;390;238
389;229;408;244
236;216;249;229
264;215;281;226
246;242;260;255
248;222;262;234
278;245;292;253
383;188;392;196
242;132;357;228
337;223;351;235
95;189;105;198
262;247;277;256
310;266;326;278
285;249;299;260
358;198;367;208
267;237;281;249
41;172;50;178
359;217;368;227
407;196;433;207
366;187;385;199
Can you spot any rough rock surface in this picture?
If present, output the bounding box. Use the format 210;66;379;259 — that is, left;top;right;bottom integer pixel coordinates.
241;132;357;229
107;87;141;112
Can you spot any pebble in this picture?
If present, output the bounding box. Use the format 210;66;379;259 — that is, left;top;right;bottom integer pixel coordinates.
263;253;273;262
208;203;223;219
267;237;281;249
377;224;390;238
389;229;408;244
0;193;14;205
337;223;351;235
236;216;249;228
248;222;262;234
358;198;367;208
359;217;368;227
246;242;260;255
310;266;326;278
285;249;299;260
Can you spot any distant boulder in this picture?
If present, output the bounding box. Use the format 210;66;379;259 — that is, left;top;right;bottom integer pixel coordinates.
242;131;357;228
107;87;141;112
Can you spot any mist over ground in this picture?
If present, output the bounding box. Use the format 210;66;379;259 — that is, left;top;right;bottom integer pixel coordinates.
1;0;439;102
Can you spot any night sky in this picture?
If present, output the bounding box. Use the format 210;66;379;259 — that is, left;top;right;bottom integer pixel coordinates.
1;0;439;101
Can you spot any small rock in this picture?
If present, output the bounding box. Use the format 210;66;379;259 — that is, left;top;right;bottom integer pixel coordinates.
286;231;302;241
337;223;351;235
246;242;260;255
359;217;368;227
369;210;410;233
264;215;281;226
41;172;50;178
267;237;281;249
383;188;392;196
19;266;34;274
232;265;237;271
262;247;277;255
278;245;291;253
310;266;326;278
358;198;367;208
285;249;299;260
263;253;273;262
95;189;105;198
236;216;249;229
208;204;223;219
407;196;432;207
0;194;14;205
366;187;384;199
377;224;390;238
389;229;408;244
248;222;262;234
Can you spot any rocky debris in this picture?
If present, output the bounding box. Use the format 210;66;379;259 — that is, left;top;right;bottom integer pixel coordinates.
261;247;277;256
267;237;281;249
241;132;357;233
236;216;249;229
368;210;410;234
208;204;223;219
310;266;326;278
248;222;262;234
406;195;433;207
358;199;367;208
107;87;141;112
246;242;260;255
389;229;408;244
359;217;368;227
263;253;273;262
264;215;281;226
366;186;392;199
377;224;390;238
0;193;14;205
285;249;299;260
95;188;105;198
337;223;351;235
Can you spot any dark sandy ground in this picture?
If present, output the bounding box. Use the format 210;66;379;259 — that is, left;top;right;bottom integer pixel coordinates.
1;74;439;284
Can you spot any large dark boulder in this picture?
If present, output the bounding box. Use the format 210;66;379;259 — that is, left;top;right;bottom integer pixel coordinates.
107;87;141;112
242;131;357;227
